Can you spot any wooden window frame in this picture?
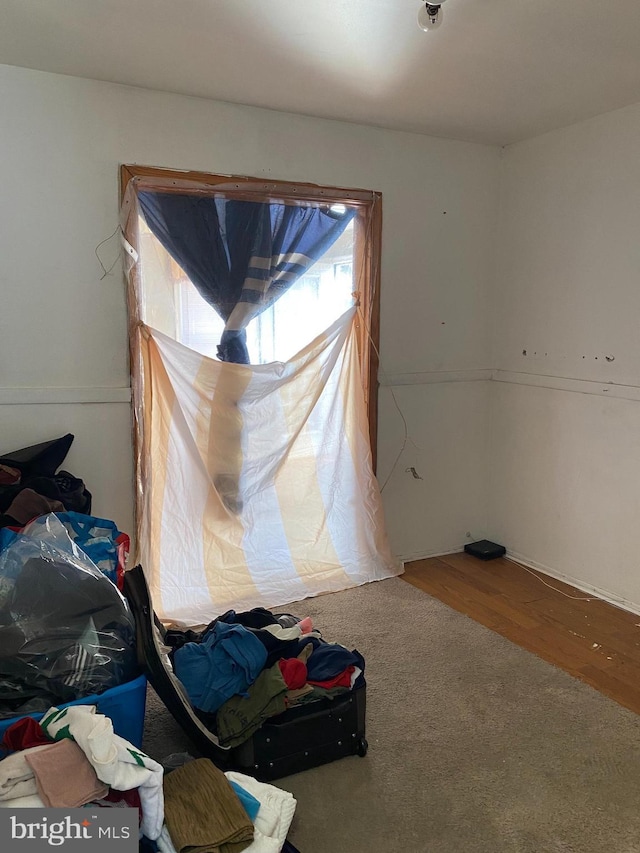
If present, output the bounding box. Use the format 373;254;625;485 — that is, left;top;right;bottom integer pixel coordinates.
120;164;382;468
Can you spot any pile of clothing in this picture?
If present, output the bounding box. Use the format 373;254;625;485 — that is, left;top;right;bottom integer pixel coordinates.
0;434;91;529
168;607;365;748
0;705;164;839
0;708;300;853
158;756;299;853
0;433;135;716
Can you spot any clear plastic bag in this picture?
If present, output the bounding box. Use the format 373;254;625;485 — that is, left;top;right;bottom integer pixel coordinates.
26;511;129;590
0;514;138;718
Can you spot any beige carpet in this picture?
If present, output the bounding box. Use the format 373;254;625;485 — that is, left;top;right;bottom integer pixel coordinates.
143;577;640;853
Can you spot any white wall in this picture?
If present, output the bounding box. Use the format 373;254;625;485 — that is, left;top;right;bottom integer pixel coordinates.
0;64;500;557
489;103;640;611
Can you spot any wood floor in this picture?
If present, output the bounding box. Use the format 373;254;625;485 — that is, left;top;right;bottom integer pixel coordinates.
402;552;640;716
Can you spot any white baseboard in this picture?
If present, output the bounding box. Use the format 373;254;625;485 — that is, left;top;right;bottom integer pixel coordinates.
398;544;468;566
504;549;640;617
401;545;640;617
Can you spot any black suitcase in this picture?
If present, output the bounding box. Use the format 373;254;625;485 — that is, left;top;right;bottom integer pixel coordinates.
123;564;368;781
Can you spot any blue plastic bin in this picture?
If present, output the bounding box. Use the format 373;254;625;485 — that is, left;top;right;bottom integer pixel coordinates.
0;674;147;749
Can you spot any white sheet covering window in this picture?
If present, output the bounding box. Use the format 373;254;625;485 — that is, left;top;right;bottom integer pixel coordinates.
123;180;400;626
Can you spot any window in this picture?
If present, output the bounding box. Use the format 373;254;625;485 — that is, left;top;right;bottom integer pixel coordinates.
119;165;395;621
138;212;355;364
121;165;382;464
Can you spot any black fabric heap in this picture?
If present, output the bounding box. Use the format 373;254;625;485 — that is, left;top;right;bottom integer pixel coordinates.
0;435;92;528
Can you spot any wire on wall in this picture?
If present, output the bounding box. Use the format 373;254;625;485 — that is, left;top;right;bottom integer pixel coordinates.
95;225;123;280
351;194;420;493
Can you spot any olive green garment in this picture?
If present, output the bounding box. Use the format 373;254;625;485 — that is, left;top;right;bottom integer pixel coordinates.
216;662;288;748
163;757;254;853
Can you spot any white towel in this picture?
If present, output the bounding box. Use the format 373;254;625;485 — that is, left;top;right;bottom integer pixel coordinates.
225;771;296;853
0;793;45;808
40;704;164;840
156;825;178;853
0;744;52;801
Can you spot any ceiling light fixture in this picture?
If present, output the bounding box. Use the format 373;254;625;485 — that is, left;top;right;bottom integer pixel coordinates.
417;0;448;31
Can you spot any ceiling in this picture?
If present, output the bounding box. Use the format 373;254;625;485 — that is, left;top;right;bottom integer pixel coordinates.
2;0;640;146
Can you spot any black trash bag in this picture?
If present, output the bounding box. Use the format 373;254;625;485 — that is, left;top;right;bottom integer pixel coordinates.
0;516;138;718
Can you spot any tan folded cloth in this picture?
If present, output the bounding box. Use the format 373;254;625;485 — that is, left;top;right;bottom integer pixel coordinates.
25;739;108;808
163;758;254;853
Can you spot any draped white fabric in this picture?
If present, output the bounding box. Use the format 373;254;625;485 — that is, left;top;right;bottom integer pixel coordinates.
135;308;400;625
